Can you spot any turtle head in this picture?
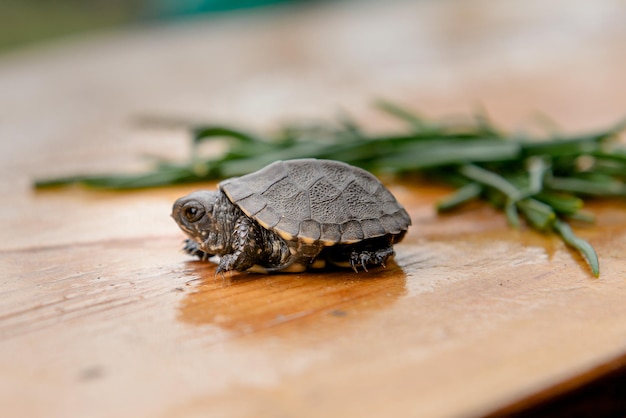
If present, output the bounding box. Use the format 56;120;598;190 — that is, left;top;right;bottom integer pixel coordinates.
172;190;228;255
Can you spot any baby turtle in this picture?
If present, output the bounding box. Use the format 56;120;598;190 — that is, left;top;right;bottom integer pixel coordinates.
171;158;411;273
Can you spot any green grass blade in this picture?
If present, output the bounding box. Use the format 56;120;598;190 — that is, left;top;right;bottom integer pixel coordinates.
377;140;521;171
193;125;260;144
374;99;432;132
546;176;626;196
534;192;583;216
526;156;549;196
505;198;521;229
553;219;600;277
566;211;596;223
436;182;482;212
516;198;557;231
35;165;200;189
458;164;524;201
521;135;605;157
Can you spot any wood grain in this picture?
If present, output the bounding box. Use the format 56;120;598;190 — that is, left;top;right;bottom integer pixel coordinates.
2;1;626;417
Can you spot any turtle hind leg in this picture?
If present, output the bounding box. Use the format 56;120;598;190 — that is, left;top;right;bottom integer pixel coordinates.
326;238;395;272
349;246;395;273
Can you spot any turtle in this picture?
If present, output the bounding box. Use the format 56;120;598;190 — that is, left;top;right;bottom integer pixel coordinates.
171;158;411;273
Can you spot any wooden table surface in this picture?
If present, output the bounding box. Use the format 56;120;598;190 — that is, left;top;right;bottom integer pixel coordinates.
2;1;626;417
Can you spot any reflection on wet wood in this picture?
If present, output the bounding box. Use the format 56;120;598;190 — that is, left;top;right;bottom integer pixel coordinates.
178;261;408;333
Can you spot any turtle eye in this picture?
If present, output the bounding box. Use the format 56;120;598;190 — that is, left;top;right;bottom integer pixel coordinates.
182;202;205;223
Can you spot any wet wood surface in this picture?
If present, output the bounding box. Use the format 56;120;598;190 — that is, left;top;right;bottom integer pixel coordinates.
2;1;626;417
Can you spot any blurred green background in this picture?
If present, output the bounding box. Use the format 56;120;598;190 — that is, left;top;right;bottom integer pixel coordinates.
0;0;295;53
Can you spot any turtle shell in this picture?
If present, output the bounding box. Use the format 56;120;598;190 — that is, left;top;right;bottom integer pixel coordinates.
219;159;411;245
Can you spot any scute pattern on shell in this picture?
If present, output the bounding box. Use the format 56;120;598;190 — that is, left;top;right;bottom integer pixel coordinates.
219;159;411;245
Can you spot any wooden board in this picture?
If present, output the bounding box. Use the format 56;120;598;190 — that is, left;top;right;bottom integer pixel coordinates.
1;1;626;417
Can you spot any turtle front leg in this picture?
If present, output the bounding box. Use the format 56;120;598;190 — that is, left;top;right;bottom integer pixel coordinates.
216;216;260;273
183;239;212;260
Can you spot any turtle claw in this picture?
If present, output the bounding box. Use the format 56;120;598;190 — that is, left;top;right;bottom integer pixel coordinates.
214;265;228;279
350;259;359;274
349;252;368;273
217;254;236;273
360;255;369;272
215;263;224;276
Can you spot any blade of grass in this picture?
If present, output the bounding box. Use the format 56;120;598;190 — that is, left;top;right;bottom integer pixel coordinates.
505;198;521;229
472;103;501;138
377;140;521;171
193;125;260;144
553;219;600;277
516;198;556;231
374;99;433;132
458;164;524;201
35;165;200;190
566;211;596;223
535;192;583;216
525;156;549;196
436;182;483;212
546;176;626;196
521;134;607;157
